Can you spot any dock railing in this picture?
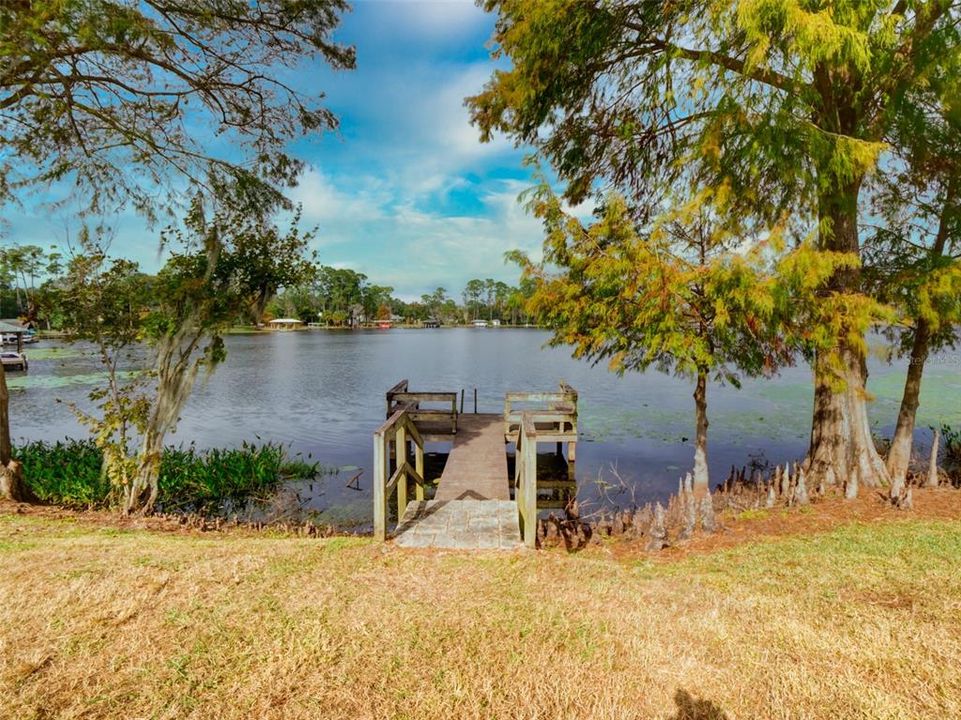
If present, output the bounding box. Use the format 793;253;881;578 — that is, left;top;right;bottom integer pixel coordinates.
514;412;539;548
508;383;579;547
504;382;578;460
386;378;458;435
373;407;426;541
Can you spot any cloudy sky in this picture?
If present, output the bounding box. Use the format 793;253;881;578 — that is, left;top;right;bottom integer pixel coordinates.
8;0;549;301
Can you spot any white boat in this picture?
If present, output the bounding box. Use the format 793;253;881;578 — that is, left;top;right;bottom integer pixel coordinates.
0;351;27;371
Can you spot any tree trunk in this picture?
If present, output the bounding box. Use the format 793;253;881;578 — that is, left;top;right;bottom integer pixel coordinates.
0;364;11;467
886;180;954;500
926;428;941;488
808;327;889;498
692;371;709;497
886;318;930;498
807;176;890;495
125;429;163;516
0;363;27;502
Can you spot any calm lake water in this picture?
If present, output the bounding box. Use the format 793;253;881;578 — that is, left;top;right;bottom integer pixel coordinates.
9;329;961;524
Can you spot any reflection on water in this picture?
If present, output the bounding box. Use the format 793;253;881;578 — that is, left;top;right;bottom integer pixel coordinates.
9;329;961;522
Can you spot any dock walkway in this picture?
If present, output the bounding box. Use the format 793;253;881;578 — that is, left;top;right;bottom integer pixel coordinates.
394;414;518;549
373;381;578;549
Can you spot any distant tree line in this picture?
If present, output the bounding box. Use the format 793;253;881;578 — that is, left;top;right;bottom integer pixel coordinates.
0;242;541;329
268;272;539;327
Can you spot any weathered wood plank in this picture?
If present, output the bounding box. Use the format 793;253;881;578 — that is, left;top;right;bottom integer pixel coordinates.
396;425;408;515
434;414;509;502
521;416;538;548
381;382;578;548
392;392;457;403
505;392;571;403
386;379;409;396
415;443;425;501
373;434;387;542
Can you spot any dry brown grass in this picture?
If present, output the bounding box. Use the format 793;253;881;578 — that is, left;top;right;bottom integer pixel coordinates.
1;496;960;720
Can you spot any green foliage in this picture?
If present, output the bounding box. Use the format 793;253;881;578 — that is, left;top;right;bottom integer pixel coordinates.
156;443;317;514
470;0;961;485
0;0;355;217
59;249;154;494
940;425;961;481
517;187;789;383
0;244;63;321
15;439;317;513
225;208;319;323
274;266;393;325
775;243;893;376
16;439;109;508
54;197;320;514
469;0;961;327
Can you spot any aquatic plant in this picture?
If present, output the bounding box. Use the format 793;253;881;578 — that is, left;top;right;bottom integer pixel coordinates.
941;425;961;482
15;439;319;513
16;439;109;508
156;442;319;514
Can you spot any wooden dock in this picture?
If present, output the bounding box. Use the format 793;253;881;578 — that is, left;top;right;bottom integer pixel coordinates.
373;381;578;549
434;415;509;501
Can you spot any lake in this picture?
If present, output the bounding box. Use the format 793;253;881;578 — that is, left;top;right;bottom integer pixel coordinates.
9;328;961;524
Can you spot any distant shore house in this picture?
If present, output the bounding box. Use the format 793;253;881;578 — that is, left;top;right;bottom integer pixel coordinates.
423;319;440;328
0;320;29;352
471;319;489;328
267;318;304;331
376;319;392;329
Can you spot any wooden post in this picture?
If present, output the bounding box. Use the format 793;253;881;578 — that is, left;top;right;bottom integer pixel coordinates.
396;425;408;518
415;441;425;501
522;423;538;548
460;389;465;414
373;433;387;541
474;387;478;414
568;441;576;463
515;433;526;536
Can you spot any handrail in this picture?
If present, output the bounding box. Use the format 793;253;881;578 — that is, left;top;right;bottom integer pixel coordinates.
510;384;580;547
515;412;538;548
504;382;578;446
386;384;458;435
386;378;409;397
385;379;409;416
373;407;427;541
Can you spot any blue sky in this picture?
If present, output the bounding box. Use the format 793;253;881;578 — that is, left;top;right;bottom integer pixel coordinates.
6;0;555;301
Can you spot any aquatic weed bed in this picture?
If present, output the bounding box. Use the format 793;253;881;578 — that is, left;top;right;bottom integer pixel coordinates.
14;439;322;514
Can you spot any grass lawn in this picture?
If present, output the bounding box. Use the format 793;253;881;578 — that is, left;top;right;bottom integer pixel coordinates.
1;501;960;719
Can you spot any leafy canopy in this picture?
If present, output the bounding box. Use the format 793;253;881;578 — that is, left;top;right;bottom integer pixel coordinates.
0;0;355;217
514;186;792;385
469;0;960;242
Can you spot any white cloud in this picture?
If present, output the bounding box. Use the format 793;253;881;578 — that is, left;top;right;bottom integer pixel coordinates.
359;0;488;41
317;179;545;299
289;167;388;226
334;59;520;200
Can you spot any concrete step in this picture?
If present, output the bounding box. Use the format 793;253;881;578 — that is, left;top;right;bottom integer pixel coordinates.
393;499;522;550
